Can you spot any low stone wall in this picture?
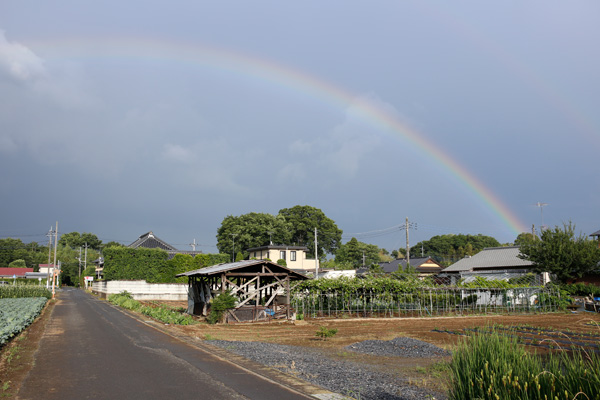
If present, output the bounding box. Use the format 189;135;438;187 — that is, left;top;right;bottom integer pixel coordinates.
91;280;188;301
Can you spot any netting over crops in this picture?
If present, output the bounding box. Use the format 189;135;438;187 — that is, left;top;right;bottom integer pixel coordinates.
290;272;563;319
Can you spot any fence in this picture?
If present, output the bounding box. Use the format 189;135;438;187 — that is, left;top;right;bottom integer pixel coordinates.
291;275;562;319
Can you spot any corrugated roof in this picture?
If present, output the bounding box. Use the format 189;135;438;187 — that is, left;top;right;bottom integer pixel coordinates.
176;259;309;279
443;246;533;272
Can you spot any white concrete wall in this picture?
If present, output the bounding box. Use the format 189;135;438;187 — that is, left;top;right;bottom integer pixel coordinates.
92;280;188;301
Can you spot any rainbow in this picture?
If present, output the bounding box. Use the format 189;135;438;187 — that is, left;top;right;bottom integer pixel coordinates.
34;35;528;235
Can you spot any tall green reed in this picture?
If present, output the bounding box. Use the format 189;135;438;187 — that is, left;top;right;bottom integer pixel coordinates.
449;326;600;400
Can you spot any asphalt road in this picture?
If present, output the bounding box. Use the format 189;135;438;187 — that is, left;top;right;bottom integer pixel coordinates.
18;288;318;400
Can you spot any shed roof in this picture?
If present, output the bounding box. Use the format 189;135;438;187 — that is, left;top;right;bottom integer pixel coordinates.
442;246;533;273
590;229;600;237
176;259;309;280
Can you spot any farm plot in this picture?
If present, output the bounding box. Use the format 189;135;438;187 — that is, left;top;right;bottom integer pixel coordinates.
0;297;48;346
434;323;600;353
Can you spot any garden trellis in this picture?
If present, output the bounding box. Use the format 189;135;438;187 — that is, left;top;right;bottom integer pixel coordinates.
290;274;563;319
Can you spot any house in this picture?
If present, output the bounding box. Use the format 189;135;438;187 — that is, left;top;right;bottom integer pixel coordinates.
378;256;444;277
129;231;203;259
441;246;545;284
0;268;34;279
246;244;318;273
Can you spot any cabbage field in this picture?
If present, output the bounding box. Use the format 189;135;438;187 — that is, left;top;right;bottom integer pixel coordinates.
0;297;48;346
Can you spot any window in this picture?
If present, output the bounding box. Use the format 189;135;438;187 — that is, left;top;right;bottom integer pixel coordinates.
290;251;296;261
280;250;286;260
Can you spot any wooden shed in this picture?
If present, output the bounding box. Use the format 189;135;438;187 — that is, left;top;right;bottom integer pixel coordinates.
176;259;309;322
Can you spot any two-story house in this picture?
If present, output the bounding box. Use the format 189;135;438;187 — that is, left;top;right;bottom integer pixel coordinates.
246;244;318;272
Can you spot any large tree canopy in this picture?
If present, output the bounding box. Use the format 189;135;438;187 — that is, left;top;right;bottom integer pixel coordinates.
410;234;501;265
518;222;600;283
0;238;47;268
278;205;342;259
216;213;292;260
58;232;103;250
335;238;380;269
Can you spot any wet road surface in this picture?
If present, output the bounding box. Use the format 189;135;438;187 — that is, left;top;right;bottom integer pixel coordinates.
18;288;317;400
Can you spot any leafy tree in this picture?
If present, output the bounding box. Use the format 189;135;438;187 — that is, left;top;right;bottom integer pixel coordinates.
8;259;26;268
335;238;380;269
514;232;537;247
378;248;393;262
278;205;343;259
58;232;103;250
0;238;25;267
411;234;500;264
518;222;600;283
216;213;292;260
103;241;124;248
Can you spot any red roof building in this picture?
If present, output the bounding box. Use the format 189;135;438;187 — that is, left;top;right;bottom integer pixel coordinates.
0;268;34;278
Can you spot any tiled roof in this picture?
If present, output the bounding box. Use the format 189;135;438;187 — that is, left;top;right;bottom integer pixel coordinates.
0;268;34;277
129;231;178;251
442;246;533;273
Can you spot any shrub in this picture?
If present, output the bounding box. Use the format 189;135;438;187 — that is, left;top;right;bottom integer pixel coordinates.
315;326;338;340
207;292;237;324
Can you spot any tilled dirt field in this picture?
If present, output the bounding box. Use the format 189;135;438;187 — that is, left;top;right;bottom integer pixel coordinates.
168;309;600;395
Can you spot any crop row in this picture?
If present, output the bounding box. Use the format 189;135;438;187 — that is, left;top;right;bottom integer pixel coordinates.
0;285;52;299
0;297;48;346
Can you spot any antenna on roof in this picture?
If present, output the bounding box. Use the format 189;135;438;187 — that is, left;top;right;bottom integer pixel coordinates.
533;202;548;232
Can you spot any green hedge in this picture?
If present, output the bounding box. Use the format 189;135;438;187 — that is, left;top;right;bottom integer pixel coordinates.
103;248;231;283
103;247;169;283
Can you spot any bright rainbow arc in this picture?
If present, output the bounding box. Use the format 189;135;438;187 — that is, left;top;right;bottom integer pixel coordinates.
36;35;528;236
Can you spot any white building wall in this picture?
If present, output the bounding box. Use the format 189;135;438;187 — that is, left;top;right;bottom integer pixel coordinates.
91;280;188;301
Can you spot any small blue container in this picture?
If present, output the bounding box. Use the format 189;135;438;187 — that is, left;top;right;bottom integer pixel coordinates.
594;297;600;302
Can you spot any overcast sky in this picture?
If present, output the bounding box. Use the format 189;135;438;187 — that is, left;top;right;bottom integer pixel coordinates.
1;1;598;254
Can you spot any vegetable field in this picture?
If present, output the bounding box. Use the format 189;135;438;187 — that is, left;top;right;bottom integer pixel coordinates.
0;297;48;346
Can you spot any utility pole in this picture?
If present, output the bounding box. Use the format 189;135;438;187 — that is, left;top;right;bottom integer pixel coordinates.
405;217;410;267
189;239;198;251
52;221;58;298
314;227;318;278
231;234;238;262
46;227;53;289
78;246;82;282
84;242;88;279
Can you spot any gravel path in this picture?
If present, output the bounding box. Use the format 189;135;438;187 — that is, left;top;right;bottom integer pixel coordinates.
209;338;448;400
345;337;451;358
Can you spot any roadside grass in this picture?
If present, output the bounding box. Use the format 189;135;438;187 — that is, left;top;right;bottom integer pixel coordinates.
108;292;196;325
